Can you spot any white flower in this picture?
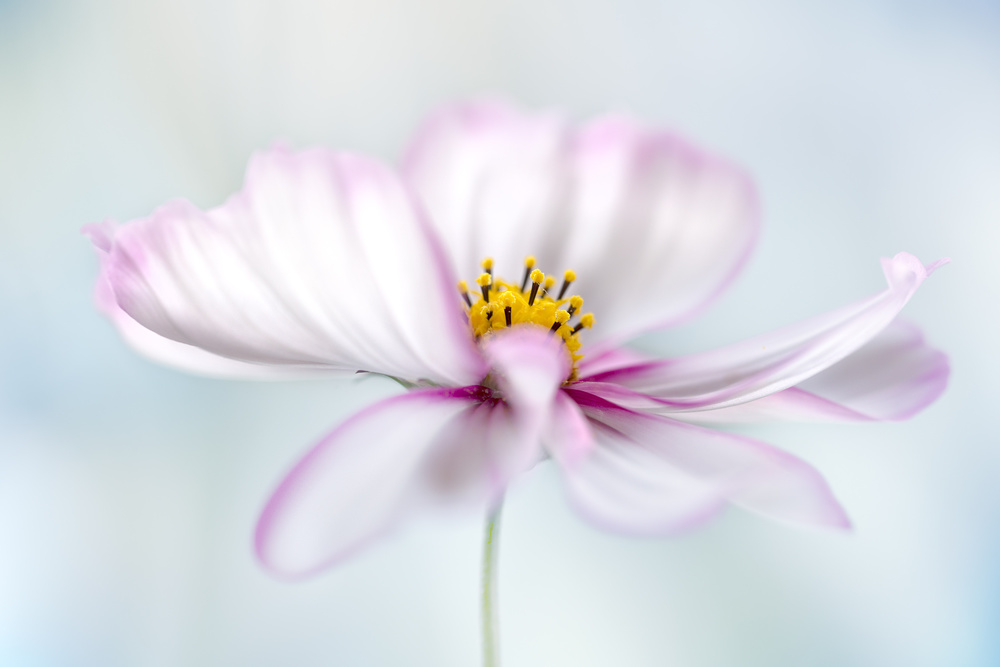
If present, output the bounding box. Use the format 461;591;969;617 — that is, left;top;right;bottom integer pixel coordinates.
87;101;948;578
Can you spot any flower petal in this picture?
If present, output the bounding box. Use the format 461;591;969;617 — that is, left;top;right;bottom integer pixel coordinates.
401;99;571;283
87;222;318;379
561;390;850;534
482;325;571;414
256;386;533;578
575;344;651;378
582;253;947;412
402;102;759;343
559;116;759;343
92;148;486;385
544;390;595;468
480;325;575;471
673;320;950;423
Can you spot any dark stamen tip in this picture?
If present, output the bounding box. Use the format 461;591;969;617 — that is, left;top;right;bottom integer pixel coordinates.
528;283;540;306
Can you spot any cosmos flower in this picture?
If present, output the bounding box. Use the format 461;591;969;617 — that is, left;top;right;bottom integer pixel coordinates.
86;101;948;578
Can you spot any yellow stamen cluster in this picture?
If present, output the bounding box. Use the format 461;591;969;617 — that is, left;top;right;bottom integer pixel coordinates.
457;256;596;381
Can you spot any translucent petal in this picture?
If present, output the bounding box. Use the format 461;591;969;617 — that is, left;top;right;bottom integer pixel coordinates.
560;390;850;534
402;101;759;343
582;253;947;413
92;148;485;384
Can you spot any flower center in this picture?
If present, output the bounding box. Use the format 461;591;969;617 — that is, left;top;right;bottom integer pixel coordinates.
457;256;595;381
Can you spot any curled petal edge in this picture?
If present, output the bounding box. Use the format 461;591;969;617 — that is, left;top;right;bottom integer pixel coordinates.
581;253;948;414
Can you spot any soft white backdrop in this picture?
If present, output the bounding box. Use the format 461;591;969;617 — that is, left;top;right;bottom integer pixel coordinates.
1;0;997;665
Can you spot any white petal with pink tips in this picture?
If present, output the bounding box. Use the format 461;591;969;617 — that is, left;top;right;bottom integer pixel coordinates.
581;253;948;413
402;100;760;345
561;390;850;534
92;148;485;385
673;320;950;424
255;387;533;577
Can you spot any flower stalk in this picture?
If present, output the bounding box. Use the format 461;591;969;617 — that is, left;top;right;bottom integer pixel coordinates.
482;502;503;667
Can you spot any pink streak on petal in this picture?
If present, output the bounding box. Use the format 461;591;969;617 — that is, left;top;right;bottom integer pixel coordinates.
567;381;677;411
653;387;875;424
562;389;851;533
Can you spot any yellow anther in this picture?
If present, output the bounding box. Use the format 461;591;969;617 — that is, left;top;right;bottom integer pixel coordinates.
557;269;577;300
550;309;571;333
528;269;544;306
461;256;594;381
521;256;538;291
570;313;595;335
476;272;492;303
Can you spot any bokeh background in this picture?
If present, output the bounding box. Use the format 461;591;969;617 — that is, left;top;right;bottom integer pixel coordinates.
1;0;998;665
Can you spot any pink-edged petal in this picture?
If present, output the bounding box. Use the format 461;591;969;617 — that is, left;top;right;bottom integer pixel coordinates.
480;325;575;472
87;222;318;379
561;390;850;534
256;386;534;578
560;116;759;343
402;102;758;344
544;390;595;468
583;253;947;412
91;148;486;385
673;320;950;424
402;100;571;282
482;325;571;413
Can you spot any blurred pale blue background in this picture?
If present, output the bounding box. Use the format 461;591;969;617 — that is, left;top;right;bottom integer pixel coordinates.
1;0;997;665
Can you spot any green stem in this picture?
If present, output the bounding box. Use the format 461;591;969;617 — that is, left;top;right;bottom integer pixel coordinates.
482;502;503;667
